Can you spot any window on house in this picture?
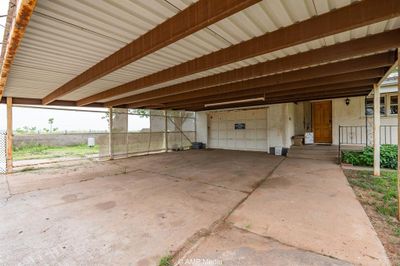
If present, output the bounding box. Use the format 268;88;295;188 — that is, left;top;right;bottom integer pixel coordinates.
390;95;398;115
365;96;385;116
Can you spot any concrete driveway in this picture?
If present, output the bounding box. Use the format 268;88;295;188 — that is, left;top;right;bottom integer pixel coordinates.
0;150;389;265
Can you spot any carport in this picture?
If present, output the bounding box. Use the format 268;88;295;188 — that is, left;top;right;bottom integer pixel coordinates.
0;0;399;264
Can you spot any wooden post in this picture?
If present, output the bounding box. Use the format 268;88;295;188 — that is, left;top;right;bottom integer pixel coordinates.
164;110;168;152
373;84;380;176
108;107;113;160
6;97;12;173
397;48;400;221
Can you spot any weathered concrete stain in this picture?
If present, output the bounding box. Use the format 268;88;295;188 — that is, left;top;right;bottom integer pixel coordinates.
95;201;116;210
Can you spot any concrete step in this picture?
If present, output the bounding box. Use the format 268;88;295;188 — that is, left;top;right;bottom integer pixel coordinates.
290;145;338;150
288;145;338;161
287;153;338;161
288;149;338;156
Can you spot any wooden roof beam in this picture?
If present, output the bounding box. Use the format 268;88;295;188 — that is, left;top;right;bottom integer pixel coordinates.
78;0;400;106
106;30;400;107
41;0;261;104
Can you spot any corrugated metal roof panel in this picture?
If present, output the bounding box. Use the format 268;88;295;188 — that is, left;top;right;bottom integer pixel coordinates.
3;0;398;104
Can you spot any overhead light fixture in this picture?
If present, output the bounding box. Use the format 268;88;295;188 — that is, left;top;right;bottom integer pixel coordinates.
204;97;265;108
345;98;350;106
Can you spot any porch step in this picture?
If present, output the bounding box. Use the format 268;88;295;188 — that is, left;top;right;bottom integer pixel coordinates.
287;145;338;161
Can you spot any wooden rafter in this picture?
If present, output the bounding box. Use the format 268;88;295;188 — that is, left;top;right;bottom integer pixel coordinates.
105;30;400;107
41;0;261;105
77;0;400;106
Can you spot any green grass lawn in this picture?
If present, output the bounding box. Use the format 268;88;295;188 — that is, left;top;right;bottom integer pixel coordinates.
13;144;99;161
346;170;398;219
344;169;400;265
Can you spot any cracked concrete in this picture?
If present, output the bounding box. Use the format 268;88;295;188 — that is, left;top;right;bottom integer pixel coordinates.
0;150;389;265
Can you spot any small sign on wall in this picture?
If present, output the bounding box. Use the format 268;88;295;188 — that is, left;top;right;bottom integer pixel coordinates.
234;123;246;130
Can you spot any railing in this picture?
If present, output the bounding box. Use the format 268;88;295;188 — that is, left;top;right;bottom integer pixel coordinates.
338;125;397;163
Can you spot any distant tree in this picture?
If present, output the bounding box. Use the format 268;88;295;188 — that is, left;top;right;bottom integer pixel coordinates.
102;109;150;126
48;118;54;132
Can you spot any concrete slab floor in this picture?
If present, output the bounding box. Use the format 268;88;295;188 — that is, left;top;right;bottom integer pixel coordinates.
0;169;246;265
228;158;390;265
181;224;352;266
0;150;389;265
0;150;280;265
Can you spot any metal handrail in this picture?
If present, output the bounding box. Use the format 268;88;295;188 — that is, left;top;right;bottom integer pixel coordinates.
338;125;398;163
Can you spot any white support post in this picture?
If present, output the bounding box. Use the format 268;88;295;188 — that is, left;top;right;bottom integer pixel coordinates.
397;48;400;221
373;84;380;176
6;97;12;173
164;110;168;152
109;107;114;160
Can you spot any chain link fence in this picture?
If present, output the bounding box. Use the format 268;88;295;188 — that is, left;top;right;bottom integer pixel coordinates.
0;131;6;173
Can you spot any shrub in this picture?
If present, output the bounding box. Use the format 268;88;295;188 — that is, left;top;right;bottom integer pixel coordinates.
342;144;398;169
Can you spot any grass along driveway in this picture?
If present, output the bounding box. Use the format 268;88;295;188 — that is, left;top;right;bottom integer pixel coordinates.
344;169;400;265
13;144;99;161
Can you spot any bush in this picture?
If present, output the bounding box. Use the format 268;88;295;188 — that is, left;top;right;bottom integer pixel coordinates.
342;144;398;169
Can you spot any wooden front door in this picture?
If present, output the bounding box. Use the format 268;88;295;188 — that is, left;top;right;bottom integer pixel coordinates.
312;101;332;143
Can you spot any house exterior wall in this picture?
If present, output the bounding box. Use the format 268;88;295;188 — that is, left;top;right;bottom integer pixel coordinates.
331;95;397;145
196;103;296;152
195;111;208;145
195;94;397;151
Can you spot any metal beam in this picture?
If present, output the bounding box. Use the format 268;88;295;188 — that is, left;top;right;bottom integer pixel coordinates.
105;30;400;107
41;0;261;105
127;54;394;107
378;59;398;86
78;0;400;106
0;0;37;100
131;68;387;108
168;81;377;109
166;81;378;109
0;97;104;107
190;90;372;111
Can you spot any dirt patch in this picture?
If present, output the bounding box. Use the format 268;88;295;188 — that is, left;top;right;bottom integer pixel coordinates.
344;169;400;265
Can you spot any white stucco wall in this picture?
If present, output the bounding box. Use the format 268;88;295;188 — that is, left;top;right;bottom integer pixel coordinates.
195;111;208;145
293;102;305;135
194;95;398;150
332;96;397;145
196;103;295;152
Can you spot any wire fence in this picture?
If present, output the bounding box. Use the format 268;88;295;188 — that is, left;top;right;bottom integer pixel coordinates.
11;107;196;166
0;131;6;173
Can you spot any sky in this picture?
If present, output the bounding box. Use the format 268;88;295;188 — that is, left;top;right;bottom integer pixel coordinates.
0;105;150;132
